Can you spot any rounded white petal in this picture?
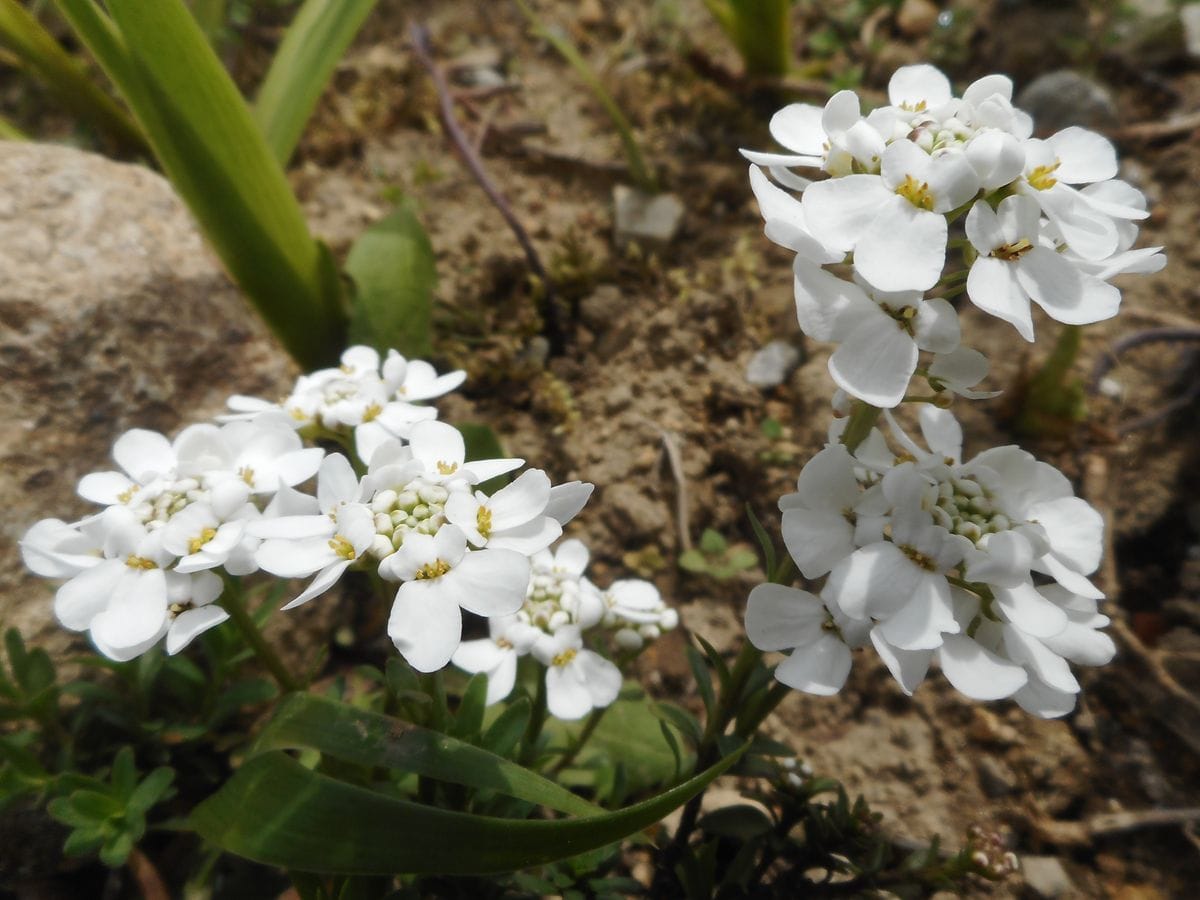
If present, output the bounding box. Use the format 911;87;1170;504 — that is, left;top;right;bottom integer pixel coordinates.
993;580;1069;638
410;420;466;472
545;665;595;720
577;650;623;708
1027;496;1103;575
792;258;876;342
800;175;891;252
938;634;1027;700
781;509;855;580
89;570;168;654
888;64;952;109
963;531;1035;589
281;560;353;610
913;297;960;354
854;201;947;292
828;314;918;408
824;543;920;620
745;584;827;652
55;563;122;631
1018;248;1121;326
543;481;594;526
256;536;335;578
489;469;551;530
1003;628;1079;694
876;575;957;651
1041;618;1115;668
451;550;530;618
1013;677;1077;718
770;103;828;155
917;406;963;463
1045;127;1117;184
774;634;851;696
78;471;137;506
487;518;561;555
965;200;1005;254
870;629;931;695
967;257;1035;341
318;454;361;511
553;539;590;577
166;606;230;654
388;580;464;673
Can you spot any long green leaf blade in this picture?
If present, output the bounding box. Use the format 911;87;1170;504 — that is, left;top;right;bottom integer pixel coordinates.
191;744;745;875
54;0;345;368
251;693;599;818
0;0;145;151
253;0;378;165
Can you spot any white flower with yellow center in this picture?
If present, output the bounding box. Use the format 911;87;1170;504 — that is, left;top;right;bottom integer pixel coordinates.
531;625;622;720
451;615;542;705
383;525;530;673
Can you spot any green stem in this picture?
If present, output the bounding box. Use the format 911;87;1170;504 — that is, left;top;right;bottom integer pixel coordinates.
547;705;608;776
1016;323;1086;436
734;681;790;739
219;582;300;693
840;401;882;454
518;671;548;768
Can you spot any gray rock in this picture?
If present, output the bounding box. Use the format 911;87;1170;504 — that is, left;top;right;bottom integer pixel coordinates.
1183;5;1200;58
1016;71;1118;135
975;756;1017;798
1020;855;1074;899
578;284;623;330
613;185;684;250
745;340;801;388
0;142;302;658
601;483;669;541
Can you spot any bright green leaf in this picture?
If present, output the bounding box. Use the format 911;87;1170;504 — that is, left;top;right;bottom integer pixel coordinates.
253;0;378;165
345;201;436;360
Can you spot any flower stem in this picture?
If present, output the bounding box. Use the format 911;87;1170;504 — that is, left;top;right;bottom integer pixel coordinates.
547;705;608;776
1016;323;1086;437
219;583;300;693
840;401;882;454
518;670;548;768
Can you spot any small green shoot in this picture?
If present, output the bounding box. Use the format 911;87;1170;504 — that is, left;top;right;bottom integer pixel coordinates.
703;0;793;79
679;529;759;580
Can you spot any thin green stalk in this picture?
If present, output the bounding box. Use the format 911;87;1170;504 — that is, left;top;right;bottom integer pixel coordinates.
219;582;300;693
840;401;881;454
547;705;608;776
420;669;448;734
703;0;791;79
518;671;548;768
1016;323;1086;436
514;0;657;193
734;680;790;739
0;112;29;140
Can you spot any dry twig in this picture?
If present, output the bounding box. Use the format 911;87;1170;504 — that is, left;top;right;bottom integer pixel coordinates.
658;428;692;553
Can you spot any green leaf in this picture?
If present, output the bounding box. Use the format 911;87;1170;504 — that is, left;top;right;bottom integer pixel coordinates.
0;0;145;151
685;645;715;718
345;201;436;359
677;549;708;574
253;0;378;165
745;503;777;582
698;528;726;555
480;698;530;758
249;693;598;818
191;742;745;875
650;702;701;748
110;747;137;798
450;673;488;741
699;804;773;840
100;829;135;868
127;767;175;815
52;0;346;369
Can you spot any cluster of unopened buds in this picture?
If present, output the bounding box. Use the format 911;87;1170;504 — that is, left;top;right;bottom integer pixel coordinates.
20;346;673;717
741;64;1164;717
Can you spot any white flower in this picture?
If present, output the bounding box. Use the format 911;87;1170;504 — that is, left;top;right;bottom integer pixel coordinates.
926;347;1000;400
531;625;622;720
779;444;870;579
384;525;529;672
965;195;1120;341
792;261;960;407
803;140;980;292
444;469;565;555
745;584;852;696
451;615;542;704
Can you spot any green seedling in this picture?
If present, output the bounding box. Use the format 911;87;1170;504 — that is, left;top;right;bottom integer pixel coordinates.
679;528;759;580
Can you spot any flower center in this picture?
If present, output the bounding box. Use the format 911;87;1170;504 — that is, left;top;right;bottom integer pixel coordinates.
900;546;937;571
1027;161;1060;191
993;238;1033;261
930;476;1012;544
895;175;934;210
368;479;450;557
551;648;578;667
415;559;451;580
362;403;382;423
437;460;458;476
328;535;357;560
188;527;218;554
476;507;493;539
238;466;256;486
125;555;157;570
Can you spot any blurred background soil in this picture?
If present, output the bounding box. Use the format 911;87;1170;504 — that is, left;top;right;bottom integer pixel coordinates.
4;0;1200;896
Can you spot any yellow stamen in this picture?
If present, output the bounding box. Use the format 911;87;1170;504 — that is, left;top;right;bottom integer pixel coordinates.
895;175;934;211
437;461;458;476
328;535;357;560
125;555;157;570
188;527;218;554
1027;161;1060;191
238;466;256;486
551;648;578;667
415;559;451;580
477;506;493;539
900;545;937;571
362;403;382;423
993;238;1033;261
117;486;137;504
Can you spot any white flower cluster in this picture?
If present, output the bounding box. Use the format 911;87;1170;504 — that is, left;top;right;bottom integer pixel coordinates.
742;64;1163;718
744;63;1164;408
452;540;677;720
20;347;593;677
749;408;1114;717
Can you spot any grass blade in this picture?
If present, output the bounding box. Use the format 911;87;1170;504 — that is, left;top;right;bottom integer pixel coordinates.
0;0;145;151
253;0;378;166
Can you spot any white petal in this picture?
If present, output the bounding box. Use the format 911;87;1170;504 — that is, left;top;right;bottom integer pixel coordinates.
792;258;876;342
749;166;839;261
577;650;622;708
89;570;168;654
994;580;1068;638
487;519;561;555
248;515;334;541
462;458;526;484
1013;678;1077;718
1045;127;1117;184
888;64;952;108
965;200;1004;254
821;89;861;136
854;201;946;292
1041;618;1115;667
489;469;551;530
545;665;594;720
78;471;137;505
913;297;960;354
1027;496;1103;575
318;454;361;510
774;634;851;696
543;481;593;525
1037;185;1118;260
966;257;1034;341
166;606;229;654
256;536;335;577
876;575;957;650
963;531;1035;589
1003;628;1079;694
1018;248;1120;326
553;539;590;576
963;73;1013;107
451;551;530;617
917;406;962;463
55;563;122;631
870;629;930;695
745;584;827;651
113;429;175;482
966;130;1024;191
795;444;860;510
281;560;352;610
800;175;891;252
770;103;828;154
938;634;1027;700
781;509;855;580
928;347;992;395
410;420;465;472
828;314;918;408
824;543;920;620
388;580;463;673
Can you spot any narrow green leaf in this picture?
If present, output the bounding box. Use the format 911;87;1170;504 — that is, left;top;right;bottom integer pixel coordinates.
253;0;378;165
450;673;488;740
685;645;715;718
0;0;145;151
657;719;682;782
127;767;175;815
192;742;746;875
250;693;598;818
481;698;530;758
345;201;436;359
744;503;777;583
650;702;701;748
699;804;773;840
53;0;346;369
